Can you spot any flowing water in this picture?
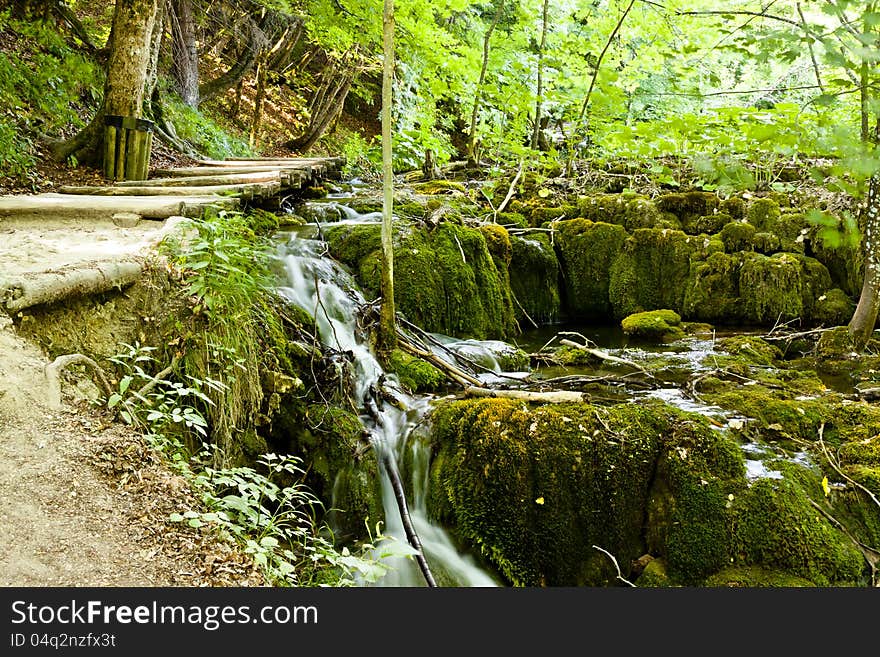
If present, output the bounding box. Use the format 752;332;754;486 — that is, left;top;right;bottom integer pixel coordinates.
274;224;500;587
274;199;819;586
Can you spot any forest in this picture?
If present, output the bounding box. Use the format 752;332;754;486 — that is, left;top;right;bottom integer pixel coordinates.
0;0;879;590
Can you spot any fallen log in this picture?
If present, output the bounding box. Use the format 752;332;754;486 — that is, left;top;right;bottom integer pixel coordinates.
117;171;283;187
397;338;482;387
464;386;590;403
1;258;144;314
0;193;239;222
558;338;652;375
58;182;281;198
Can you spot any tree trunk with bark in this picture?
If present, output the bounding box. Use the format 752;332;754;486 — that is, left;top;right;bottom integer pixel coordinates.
171;0;199;107
284;55;353;153
198;19;266;104
530;0;549;150
50;0;159;167
378;0;397;353
249;53;268;149
467;0;506;168
849;175;880;350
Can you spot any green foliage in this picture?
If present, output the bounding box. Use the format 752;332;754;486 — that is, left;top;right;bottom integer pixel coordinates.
163;95;254;160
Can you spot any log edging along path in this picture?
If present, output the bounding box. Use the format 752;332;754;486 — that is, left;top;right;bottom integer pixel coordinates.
0;156;343;315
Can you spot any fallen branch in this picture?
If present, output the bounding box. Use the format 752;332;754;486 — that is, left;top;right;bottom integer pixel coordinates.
45;353;114;409
465;385;589;403
2;259;144;314
592;545;636;587
818;423;880;512
808;499;879;587
558;338;652;376
398;339;481;388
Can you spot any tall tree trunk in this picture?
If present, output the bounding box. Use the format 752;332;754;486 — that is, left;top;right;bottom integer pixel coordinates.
378;0;396;353
849;175;880;349
249;54;268;149
171;0;199;107
50;0;159;166
566;0;636;174
144;0;166;117
198;19;266;104
467;0;506;168
283;56;353;153
530;0;549;150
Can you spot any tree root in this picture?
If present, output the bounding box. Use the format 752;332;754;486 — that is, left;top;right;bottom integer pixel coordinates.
45;353;114;410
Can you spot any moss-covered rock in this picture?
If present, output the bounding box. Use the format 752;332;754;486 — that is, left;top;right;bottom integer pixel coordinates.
729;477;864;586
719;221;756;252
413;180;467;195
608;228;696;318
428;399;743;586
775;213;808;253
720;196;746;221
813;289;855;327
694;211;731;236
385;350;446;393
746;197;782;231
621;309;685;342
577;194;629;224
715;335;782;366
271;404;382;542
704;566;815;587
656;191;719;224
325;221;515;339
753;231;782;255
509;234;561;325
555;219;628;319
809;219;863;297
623;197;662;231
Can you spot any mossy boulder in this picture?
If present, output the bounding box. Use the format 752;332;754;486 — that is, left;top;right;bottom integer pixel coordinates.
385;350;446;393
623;197;662;231
271;404;382;542
809;219;863;296
508;234;562;325
694;211;732;235
775;213;808;253
555;219;628;319
428;399;743;586
720;196;746;220
325;221;515;339
429;397;872;586
621;309;685;342
608;228;696;318
715;336;782;366
719;221;756;252
683;251;834;326
657;191;719;232
577;194;629;224
413;180;467;195
746;197;781;231
813;289;855;327
753;232;782;255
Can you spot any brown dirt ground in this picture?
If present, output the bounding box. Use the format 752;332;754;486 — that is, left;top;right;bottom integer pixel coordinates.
0;314;266;586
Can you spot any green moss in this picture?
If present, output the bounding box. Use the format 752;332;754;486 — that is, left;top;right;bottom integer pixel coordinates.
704;566;815;587
271;404;382;542
509;234;561;325
529;206;568;225
623;198;662;231
715;336;782;366
746;198;782;231
815;326;858;374
414;180;467;195
386;350;446;393
813;289;855;327
497;212;528;228
730;478;864;586
326;221;515;339
694;212;731;235
753;231;782;254
634;558;671;587
720;196;746;221
429;399;745;585
621;309;685;342
608;228;696;318
719;221;756;252
839;435;880;467
556;219;628;319
775;213;807;253
683;251;745;323
576;194;629;224
656;191;719;222
809;219;863;296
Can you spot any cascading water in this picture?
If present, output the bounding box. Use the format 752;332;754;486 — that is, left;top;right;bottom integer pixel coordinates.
274;222;499;587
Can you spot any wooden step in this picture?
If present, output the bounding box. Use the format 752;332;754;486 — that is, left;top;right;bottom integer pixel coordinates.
58;181;281;199
0;193;239;222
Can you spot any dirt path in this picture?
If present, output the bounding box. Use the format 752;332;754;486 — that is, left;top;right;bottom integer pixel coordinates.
0;315;264;587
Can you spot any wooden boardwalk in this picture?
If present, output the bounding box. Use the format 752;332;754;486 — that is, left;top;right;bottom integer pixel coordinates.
0;156;343;315
0;156;344;223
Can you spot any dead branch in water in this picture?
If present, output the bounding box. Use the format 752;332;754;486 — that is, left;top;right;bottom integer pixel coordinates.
465;385;590;403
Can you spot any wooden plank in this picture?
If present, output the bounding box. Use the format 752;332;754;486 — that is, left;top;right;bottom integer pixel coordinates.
116;170;283;187
0;193;239;222
103;125;117;180
197;157;343;169
151;166;297;177
57;182;281;197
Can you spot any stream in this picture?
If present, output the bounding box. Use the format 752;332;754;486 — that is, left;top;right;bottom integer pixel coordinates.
272;193;824;587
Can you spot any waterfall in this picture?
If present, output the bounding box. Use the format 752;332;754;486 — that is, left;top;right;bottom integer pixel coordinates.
275;224;499;587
